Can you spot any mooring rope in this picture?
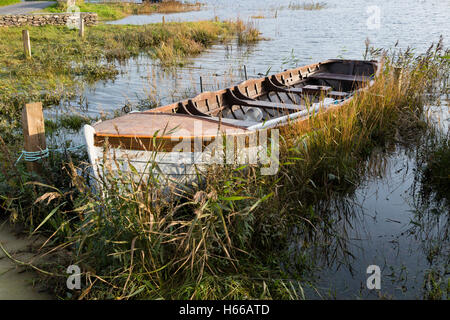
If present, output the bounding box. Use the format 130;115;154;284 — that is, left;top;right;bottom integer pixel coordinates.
15;144;85;166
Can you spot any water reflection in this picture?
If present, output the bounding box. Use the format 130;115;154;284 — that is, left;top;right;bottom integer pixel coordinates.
284;102;449;299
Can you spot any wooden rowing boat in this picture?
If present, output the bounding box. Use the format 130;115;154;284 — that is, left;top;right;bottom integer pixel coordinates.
84;59;380;184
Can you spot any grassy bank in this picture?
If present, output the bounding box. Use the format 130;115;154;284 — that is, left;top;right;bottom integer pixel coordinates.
0;0;20;7
43;0;202;21
0;20;262;144
1;39;447;299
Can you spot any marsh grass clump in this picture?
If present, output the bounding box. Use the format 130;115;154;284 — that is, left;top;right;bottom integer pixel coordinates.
73;63;119;83
235;19;263;45
287;1;327;11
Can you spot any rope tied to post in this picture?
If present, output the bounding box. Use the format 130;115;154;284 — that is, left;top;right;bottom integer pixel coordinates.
15;148;49;165
15;144;85;166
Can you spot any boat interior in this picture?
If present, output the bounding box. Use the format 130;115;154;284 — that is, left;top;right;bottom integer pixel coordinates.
146;59;379;128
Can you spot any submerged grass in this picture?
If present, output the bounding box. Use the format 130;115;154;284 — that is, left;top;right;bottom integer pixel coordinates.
287;1;327;11
45;114;93;134
43;0;202;21
0;38;448;299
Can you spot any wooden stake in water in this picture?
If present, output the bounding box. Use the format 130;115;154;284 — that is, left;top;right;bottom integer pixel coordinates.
21;102;46;173
79;17;85;38
22;30;31;59
162;16;165;26
200;76;203;93
244;65;248;80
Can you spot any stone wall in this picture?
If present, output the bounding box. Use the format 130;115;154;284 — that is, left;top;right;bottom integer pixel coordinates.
0;13;98;27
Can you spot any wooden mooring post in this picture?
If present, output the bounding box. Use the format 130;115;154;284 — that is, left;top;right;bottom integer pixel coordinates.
21;102;46;173
22;30;31;59
79;17;85;38
162;16;165;26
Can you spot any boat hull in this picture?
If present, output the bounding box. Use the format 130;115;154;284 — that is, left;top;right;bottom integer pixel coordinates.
84;59;380;187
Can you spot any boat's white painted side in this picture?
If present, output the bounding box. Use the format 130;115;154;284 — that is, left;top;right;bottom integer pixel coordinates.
83;124;266;187
83;124;100;181
84;124;202;185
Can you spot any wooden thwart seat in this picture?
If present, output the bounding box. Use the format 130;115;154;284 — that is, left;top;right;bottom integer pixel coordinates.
226;88;303;112
308;72;372;83
264;76;349;100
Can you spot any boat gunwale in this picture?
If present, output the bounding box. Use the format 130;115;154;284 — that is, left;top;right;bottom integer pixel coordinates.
92;59;381;147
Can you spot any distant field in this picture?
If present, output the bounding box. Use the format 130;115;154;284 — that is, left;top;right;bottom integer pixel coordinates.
0;0;21;7
43;0;202;21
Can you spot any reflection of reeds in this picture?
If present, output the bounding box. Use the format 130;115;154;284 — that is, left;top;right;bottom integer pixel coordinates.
420;134;450;203
408;129;449;300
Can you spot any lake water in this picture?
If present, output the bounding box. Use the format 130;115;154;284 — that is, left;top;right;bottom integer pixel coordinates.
43;0;450;299
68;0;450;117
295;102;449;299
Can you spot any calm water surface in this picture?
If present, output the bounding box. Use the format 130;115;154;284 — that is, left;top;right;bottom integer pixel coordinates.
61;0;449;299
73;0;450;116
